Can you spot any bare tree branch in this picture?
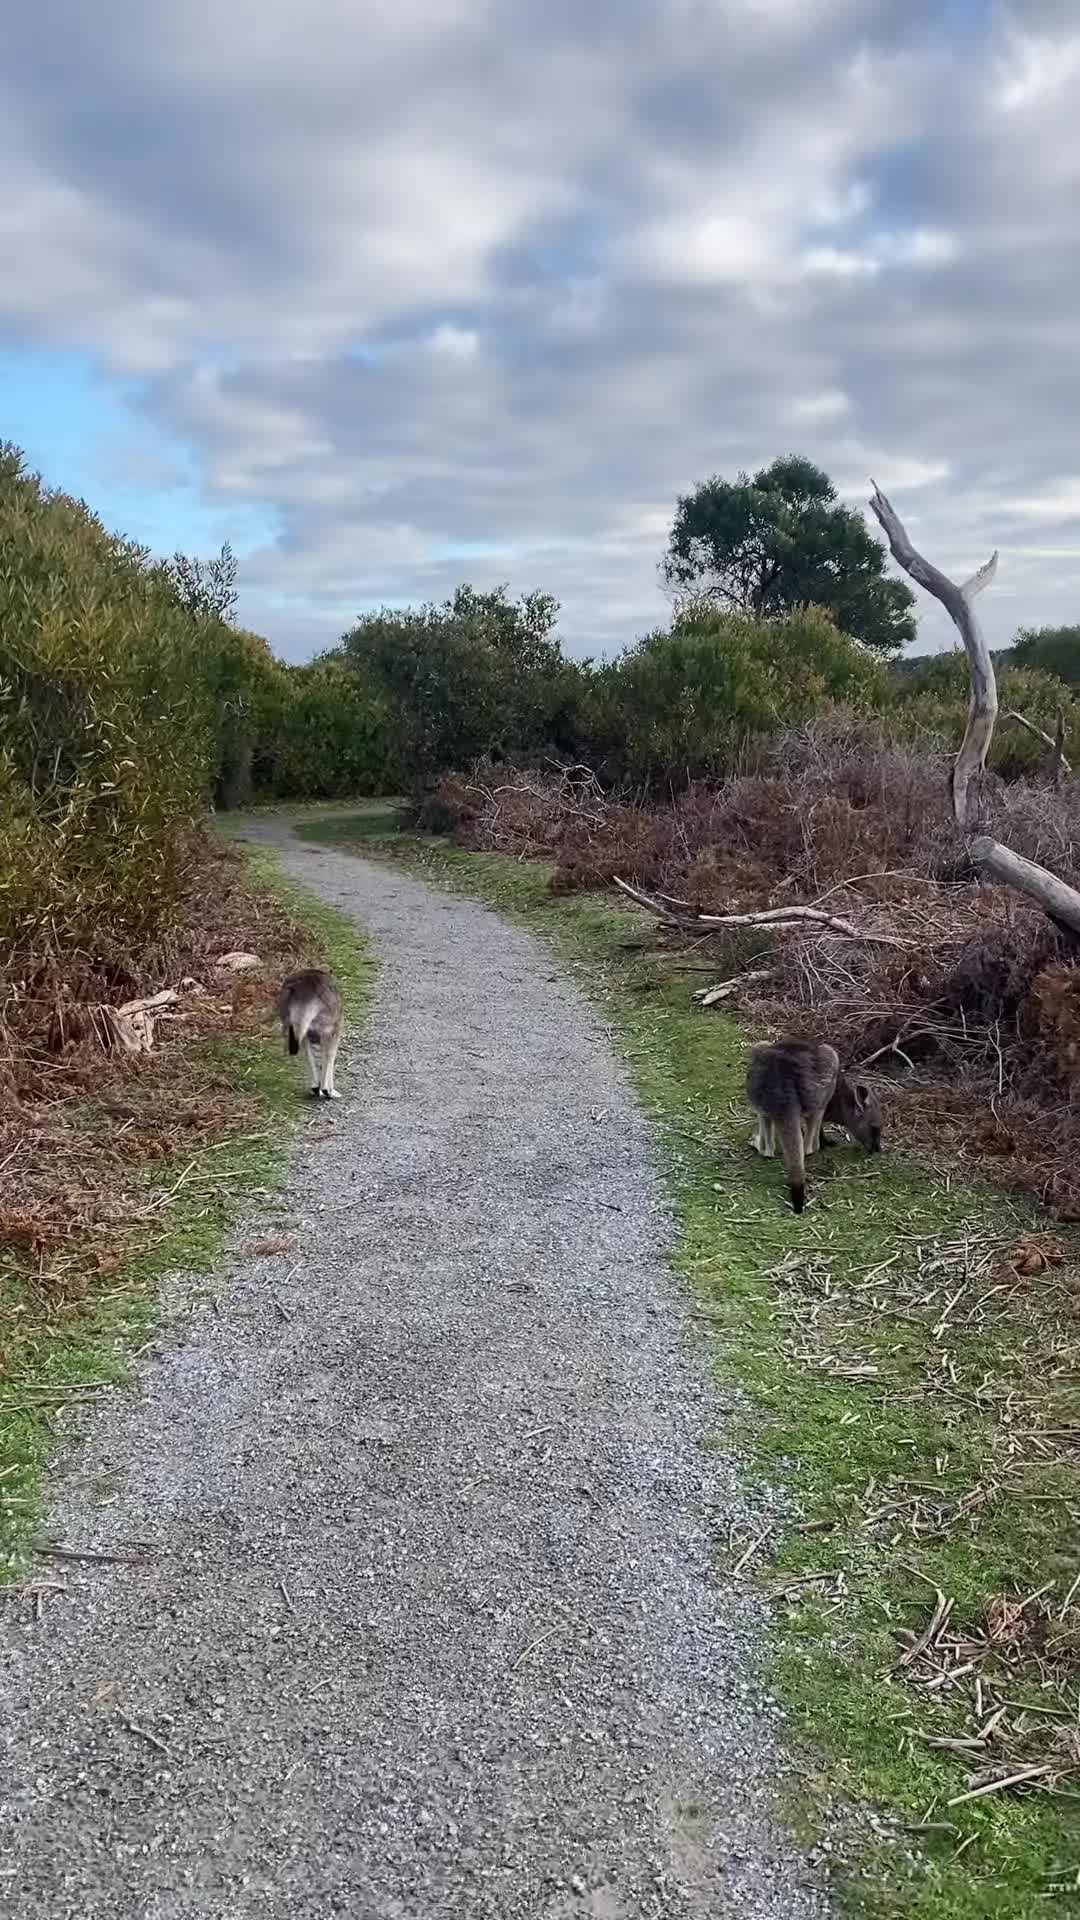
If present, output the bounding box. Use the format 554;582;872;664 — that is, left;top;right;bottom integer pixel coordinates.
868;482;998;827
612;876;910;946
1002;710;1072;777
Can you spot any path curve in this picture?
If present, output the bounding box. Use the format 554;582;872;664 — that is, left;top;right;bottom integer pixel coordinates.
2;822;828;1919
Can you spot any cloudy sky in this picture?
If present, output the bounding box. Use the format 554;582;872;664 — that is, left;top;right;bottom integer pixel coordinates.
1;0;1077;660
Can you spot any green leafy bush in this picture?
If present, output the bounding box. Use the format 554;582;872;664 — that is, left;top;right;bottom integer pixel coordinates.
891;649;1079;779
587;602;888;787
0;445;216;954
253;658;399;798
1012;623;1080;685
337;584;589;777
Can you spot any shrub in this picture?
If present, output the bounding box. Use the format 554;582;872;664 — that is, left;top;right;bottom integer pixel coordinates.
253;658;399;798
891;649;1079;780
337;584;589;777
588;602;888;787
199;625;287;809
1012;624;1080;685
0;445;215;955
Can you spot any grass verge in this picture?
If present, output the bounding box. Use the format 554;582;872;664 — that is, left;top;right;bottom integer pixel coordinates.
297;804;1080;1920
0;839;373;1581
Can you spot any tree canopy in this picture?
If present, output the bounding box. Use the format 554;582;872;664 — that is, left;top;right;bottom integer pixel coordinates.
662;454;916;655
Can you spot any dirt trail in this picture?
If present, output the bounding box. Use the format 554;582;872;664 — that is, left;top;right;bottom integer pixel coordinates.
1;821;828;1919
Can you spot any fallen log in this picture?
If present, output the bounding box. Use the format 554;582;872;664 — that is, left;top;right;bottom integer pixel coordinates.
970;837;1080;937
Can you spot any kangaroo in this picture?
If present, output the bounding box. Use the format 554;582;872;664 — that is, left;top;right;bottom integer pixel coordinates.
746;1038;882;1213
276;969;344;1101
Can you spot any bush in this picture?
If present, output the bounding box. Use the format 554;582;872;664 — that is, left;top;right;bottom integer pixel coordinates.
0;445;216;955
253;659;400;798
337;584;589;778
587;602;887;787
891;650;1079;780
198;625;287;809
1012;624;1080;685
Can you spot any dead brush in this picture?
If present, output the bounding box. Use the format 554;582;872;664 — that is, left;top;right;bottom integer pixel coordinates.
426;744;1080;1216
0;832;317;1295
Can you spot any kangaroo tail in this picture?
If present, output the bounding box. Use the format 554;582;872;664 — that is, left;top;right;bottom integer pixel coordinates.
776;1109;806;1214
283;997;319;1056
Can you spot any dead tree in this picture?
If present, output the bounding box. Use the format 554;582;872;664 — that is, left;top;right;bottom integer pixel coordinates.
869;484;998;828
869;484;1080;934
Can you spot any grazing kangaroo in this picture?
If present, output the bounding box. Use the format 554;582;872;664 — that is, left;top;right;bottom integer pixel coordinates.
746;1039;882;1214
276;969;343;1100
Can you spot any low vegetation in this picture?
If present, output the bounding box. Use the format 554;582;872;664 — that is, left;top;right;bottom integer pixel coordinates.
300;803;1080;1920
0;443;384;1572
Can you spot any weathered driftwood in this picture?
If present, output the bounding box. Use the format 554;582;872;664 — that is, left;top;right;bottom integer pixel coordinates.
970;837;1080;936
613;876;909;946
1002;709;1072;778
693;969;774;1007
869;485;1080;934
869;482;997;828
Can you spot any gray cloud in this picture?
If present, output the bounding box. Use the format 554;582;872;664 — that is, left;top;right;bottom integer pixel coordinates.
1;0;1078;660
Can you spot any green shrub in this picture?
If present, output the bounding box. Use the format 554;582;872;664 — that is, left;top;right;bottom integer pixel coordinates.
1012;623;1080;685
0;446;216;954
589;602;887;787
891;649;1079;779
253;658;399;798
337;584;589;777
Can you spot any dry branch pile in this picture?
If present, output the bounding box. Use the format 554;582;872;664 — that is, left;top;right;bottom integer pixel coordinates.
420;736;1080;1214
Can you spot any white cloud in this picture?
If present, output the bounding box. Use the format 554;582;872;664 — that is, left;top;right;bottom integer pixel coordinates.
0;0;1079;661
427;325;481;360
791;391;851;423
1008;483;1080;522
801;246;881;279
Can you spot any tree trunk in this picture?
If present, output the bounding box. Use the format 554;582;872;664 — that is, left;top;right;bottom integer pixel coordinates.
867;486;1080;932
868;484;997;829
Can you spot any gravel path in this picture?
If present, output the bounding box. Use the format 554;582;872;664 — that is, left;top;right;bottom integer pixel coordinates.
2;821;829;1919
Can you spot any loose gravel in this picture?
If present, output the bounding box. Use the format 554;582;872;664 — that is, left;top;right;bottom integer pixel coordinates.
1;821;831;1918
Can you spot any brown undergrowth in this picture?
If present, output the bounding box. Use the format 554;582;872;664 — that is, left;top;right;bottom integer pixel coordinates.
419;718;1080;1217
0;830;313;1320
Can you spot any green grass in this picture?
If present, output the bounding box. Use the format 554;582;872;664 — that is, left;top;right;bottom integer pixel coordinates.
0;844;374;1580
296;805;1080;1920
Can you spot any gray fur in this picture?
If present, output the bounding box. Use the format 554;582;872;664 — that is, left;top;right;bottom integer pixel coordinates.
747;1039;882;1213
276;968;344;1100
